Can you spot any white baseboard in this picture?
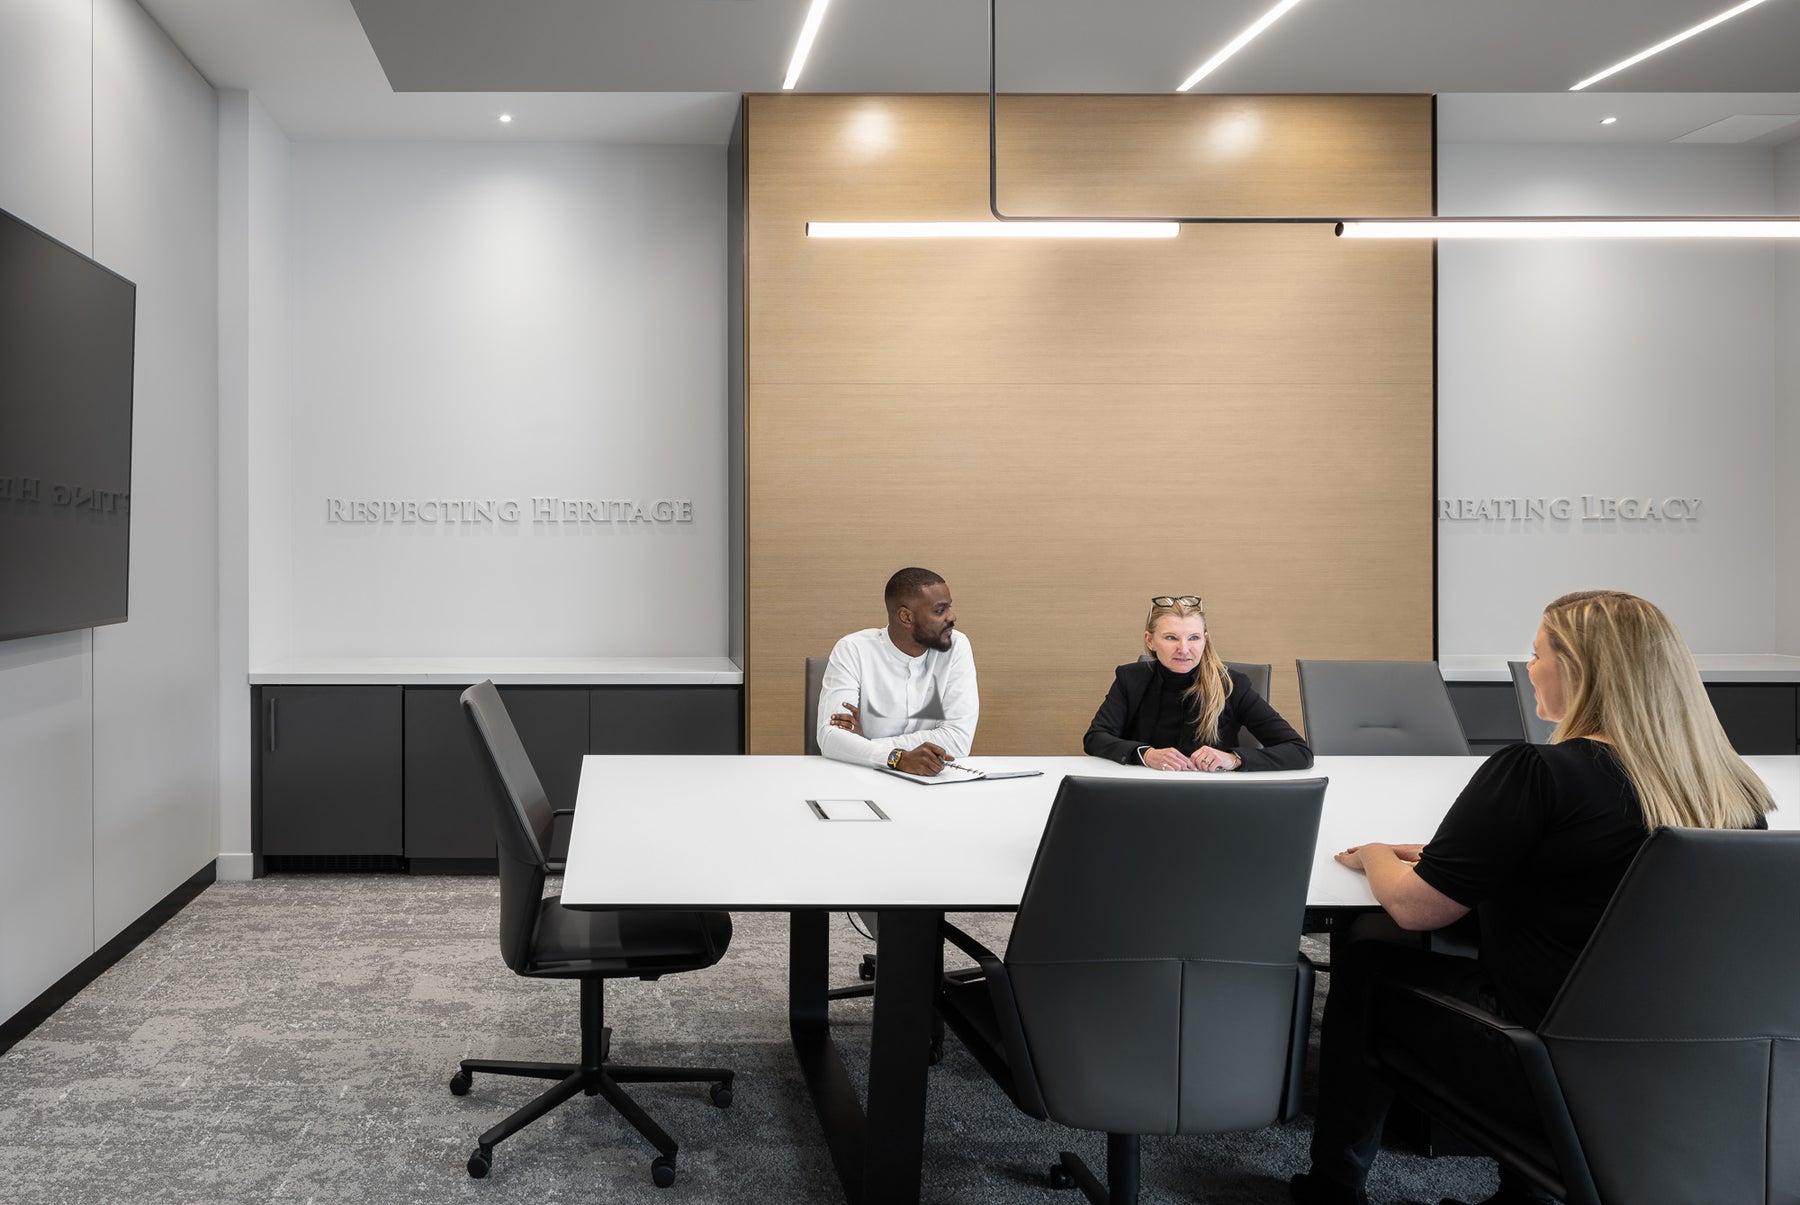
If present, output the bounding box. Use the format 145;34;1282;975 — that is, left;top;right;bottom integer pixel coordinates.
215;853;256;882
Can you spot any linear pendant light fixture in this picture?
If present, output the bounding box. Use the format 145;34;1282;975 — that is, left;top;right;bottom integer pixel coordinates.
1338;219;1800;239
807;221;1175;239
807;0;1800;241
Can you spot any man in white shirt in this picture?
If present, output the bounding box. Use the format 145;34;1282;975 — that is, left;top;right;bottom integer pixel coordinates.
816;567;978;777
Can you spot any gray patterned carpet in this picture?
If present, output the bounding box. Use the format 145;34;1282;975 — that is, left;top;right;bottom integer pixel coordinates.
0;877;1500;1204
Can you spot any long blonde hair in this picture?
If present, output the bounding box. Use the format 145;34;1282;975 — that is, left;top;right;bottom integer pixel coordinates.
1541;590;1773;830
1144;599;1233;747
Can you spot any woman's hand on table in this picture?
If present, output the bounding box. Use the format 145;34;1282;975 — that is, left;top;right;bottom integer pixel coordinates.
1142;747;1193;771
1192;745;1242;772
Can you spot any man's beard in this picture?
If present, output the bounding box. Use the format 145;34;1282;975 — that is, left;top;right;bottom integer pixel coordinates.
913;622;954;652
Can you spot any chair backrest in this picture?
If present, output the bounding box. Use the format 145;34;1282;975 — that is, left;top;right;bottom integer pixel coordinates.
1537;828;1800;1205
1295;659;1469;755
461;680;554;974
1223;660;1272;699
1508;660;1557;745
1005;775;1326;1136
803;656;828;756
1224;661;1272;750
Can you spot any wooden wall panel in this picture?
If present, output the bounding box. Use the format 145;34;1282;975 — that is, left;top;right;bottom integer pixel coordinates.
745;94;1434;755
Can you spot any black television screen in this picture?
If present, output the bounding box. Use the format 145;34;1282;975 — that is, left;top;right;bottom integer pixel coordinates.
0;206;136;642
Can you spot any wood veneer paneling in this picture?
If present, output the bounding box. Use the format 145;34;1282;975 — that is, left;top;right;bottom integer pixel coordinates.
744;94;1434;755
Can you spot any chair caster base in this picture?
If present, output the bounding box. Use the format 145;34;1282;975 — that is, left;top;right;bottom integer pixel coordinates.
449;1070;472;1096
467;1145;493;1179
651;1155;677;1187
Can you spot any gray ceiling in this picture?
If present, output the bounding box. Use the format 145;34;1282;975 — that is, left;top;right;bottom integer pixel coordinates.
349;0;1800;94
139;0;1800;143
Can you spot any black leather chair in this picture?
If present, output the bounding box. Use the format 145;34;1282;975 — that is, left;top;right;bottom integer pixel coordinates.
937;775;1327;1204
1295;659;1470;755
451;681;734;1188
1507;659;1556;744
803;655;829;757
1369;827;1800;1205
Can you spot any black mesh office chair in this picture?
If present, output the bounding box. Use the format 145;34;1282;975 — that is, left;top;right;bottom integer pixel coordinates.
1508;659;1557;744
938;775;1327;1204
451;681;734;1188
1296;659;1470;755
1369;828;1800;1205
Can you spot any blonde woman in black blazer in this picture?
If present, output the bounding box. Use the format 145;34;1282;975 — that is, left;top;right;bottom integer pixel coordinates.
1083;595;1312;772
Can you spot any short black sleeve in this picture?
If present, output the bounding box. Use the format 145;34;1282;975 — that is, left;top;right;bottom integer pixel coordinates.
1413;743;1555;908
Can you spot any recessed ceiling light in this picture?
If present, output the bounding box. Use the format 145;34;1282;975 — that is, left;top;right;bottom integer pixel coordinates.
783;0;833;91
1571;0;1777;91
498;114;513;124
1599;116;1619;125
1177;0;1307;92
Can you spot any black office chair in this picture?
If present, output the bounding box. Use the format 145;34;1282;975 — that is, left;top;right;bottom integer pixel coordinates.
1369;827;1800;1205
1295;659;1470;755
451;681;735;1187
937;775;1327;1204
1507;659;1557;744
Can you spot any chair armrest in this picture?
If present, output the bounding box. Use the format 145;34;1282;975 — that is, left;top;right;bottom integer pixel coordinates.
1390;984;1520;1033
1372;983;1595;1205
543;809;575;873
937;920;1048;1119
939;920;1001;969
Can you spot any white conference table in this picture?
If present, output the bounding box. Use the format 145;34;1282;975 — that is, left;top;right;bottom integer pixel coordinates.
560;753;1799;1205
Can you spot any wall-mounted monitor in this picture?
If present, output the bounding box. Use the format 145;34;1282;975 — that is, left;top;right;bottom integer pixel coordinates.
0;206;136;642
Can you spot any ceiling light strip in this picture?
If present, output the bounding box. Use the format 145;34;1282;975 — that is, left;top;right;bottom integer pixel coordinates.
1571;0;1777;91
806;221;1178;239
782;0;833;90
1177;0;1308;92
1337;219;1800;240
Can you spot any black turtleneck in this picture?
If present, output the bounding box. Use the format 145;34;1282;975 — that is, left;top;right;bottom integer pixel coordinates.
1142;660;1201;751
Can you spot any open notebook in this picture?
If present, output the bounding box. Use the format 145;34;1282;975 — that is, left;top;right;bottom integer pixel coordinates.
876;760;1044;786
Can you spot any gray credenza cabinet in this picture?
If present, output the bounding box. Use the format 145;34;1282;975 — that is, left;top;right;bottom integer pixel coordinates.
254;684;743;874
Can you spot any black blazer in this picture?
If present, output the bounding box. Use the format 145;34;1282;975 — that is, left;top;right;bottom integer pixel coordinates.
1083;661;1314;771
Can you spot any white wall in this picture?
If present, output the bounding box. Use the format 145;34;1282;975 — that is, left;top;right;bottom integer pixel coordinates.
0;0;220;1019
1437;143;1781;655
263;142;728;659
217;91;292;878
1775;140;1800;656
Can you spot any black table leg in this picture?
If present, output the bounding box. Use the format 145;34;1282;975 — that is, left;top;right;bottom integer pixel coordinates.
787;908;942;1205
861;909;940;1205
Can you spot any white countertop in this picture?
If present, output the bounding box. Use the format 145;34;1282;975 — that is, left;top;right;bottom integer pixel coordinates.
248;657;743;686
1439;654;1800;684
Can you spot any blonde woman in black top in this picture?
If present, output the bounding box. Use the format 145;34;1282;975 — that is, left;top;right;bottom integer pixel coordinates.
1083;595;1312;772
1291;590;1776;1205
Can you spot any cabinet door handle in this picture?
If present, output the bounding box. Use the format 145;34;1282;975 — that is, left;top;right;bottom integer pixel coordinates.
267;697;278;751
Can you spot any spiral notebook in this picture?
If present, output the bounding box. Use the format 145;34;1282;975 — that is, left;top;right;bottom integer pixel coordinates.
876;760;1044;786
